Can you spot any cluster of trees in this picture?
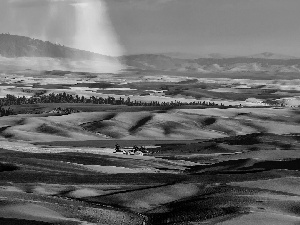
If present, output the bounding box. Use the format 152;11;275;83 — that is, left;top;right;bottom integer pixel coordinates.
0;93;227;108
263;99;285;107
0;106;14;117
47;107;80;115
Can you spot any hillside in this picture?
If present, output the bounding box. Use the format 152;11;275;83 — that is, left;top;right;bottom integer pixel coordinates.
0;33;111;60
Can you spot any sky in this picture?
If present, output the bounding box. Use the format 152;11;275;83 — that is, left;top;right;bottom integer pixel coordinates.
1;0;300;56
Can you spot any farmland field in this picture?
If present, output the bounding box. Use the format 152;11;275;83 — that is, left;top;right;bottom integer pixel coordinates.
0;68;299;225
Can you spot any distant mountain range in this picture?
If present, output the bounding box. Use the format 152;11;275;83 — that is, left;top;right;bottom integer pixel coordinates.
120;54;300;73
1;34;300;73
246;52;298;60
160;52;238;59
160;52;298;60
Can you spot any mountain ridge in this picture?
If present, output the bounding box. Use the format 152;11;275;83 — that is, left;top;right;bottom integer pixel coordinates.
0;33;112;60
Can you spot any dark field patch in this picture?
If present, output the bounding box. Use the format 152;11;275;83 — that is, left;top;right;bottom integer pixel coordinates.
34;139;200;148
80;113;117;133
100;130;124;139
0;218;53;225
201;117;217;126
187;158;300;174
0;162;19;172
81;121;111;132
102;113;117;120
42;70;71;76
129;115;153;134
0;170;184;185
161;121;183;135
36;123;69;137
74;82;114;89
32;84;71;89
216;133;262;145
0;126;10;134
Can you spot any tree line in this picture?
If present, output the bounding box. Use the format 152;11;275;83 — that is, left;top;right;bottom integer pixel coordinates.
0;93;227;108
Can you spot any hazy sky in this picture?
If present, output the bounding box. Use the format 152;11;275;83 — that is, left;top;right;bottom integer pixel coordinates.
1;0;300;56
